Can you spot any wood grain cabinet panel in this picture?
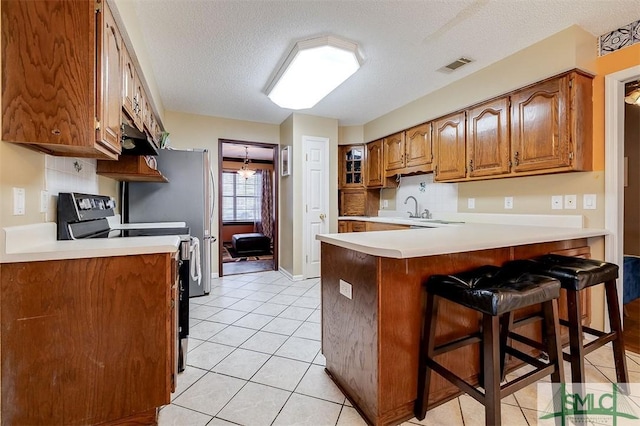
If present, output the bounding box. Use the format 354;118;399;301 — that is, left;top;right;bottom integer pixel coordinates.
433;111;466;181
122;47;137;120
365;140;395;188
510;71;592;174
405;122;433;170
383;132;405;175
1;253;178;425
1;0;121;159
467;97;511;178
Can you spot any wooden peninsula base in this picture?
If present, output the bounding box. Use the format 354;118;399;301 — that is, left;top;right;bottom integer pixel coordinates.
320;238;591;426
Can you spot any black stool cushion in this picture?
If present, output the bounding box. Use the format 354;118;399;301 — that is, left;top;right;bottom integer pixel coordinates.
426;265;560;316
504;255;619;291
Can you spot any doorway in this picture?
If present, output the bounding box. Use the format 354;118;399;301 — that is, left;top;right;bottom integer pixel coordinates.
622;81;640;353
218;140;279;277
604;66;640;354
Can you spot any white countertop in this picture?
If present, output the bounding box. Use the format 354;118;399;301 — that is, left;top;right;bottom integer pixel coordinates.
320;218;608;259
1;222;180;264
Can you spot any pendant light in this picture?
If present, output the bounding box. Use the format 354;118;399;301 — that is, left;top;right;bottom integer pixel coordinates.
237;146;256;179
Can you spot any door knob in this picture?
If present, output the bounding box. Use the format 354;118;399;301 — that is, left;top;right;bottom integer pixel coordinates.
319;213;326;220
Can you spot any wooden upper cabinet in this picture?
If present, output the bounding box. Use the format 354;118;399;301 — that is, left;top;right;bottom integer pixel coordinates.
97;3;123;156
339;145;365;188
509;71;593;174
383;132;405;175
405;123;433;169
365;140;394;188
2;0;121;159
122;47;137;120
433;111;466;181
466;97;510;178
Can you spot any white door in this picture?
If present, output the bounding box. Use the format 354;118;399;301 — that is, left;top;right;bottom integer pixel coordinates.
303;136;329;278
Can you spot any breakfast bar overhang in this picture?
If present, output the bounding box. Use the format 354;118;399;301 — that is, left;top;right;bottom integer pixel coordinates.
316;223;608;426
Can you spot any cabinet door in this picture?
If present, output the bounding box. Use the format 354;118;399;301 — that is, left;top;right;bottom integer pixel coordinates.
96;2;122;155
340;190;366;216
134;78;145;130
122;47;136;119
433;112;466;181
405;123;432;169
365;140;384;188
340;145;365;188
510;75;570;173
383;132;405;175
467;97;510;178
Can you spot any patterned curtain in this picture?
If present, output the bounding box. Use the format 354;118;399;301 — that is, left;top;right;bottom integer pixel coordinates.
257;170;274;240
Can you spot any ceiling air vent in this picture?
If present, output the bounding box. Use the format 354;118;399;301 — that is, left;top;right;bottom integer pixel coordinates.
437;57;473;73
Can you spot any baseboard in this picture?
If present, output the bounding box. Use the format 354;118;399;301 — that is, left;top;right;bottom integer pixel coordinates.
278;267;304;281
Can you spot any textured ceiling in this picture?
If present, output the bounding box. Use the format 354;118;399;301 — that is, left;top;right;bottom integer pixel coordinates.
129;0;639;126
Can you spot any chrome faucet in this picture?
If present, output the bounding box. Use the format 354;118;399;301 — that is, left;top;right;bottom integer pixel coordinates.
404;196;419;218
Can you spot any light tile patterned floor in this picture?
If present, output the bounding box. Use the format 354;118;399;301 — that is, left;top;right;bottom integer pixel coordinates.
159;270;640;426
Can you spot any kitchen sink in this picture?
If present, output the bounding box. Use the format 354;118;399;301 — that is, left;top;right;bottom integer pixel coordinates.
413;219;465;224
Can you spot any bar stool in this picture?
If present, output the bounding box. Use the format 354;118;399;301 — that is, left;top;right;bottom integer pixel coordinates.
506;255;628;385
415;265;564;426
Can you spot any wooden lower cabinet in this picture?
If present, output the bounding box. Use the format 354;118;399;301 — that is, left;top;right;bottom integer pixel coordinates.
0;252;178;425
339;189;380;216
338;220;411;233
320;238;591;426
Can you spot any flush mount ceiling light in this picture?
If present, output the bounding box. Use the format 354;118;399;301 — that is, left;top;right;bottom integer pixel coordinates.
237;146;256;179
266;35;363;110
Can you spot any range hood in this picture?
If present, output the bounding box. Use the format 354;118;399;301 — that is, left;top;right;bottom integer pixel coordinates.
121;123;158;156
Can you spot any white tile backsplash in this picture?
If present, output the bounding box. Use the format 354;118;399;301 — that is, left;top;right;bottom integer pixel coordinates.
393;174;457;216
45;155;98;197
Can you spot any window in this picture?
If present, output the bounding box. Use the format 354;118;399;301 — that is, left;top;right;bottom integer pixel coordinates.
222;171;261;222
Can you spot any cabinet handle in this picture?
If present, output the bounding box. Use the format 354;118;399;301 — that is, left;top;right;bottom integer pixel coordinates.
468;159;474;172
514;151;520;166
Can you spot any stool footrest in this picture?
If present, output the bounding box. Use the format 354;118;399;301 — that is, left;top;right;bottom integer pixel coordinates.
433;333;482;357
508;332;546;352
505;346;548;370
501;363;558;398
427;358;484;404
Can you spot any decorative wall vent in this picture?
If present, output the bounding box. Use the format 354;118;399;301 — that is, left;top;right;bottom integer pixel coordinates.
599;19;640;56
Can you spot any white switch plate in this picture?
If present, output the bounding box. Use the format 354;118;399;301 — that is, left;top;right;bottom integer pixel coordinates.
382;200;389;208
13;187;25;215
583;194;597;210
467;198;475;209
564;194;577;210
339;279;353;300
40;190;49;213
504;196;513;209
551;195;563;210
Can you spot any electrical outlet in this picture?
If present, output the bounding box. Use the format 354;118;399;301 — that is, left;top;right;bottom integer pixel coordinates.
13;187;25;215
583;194;597;210
40;190;49;213
564;194;577;210
468;198;475;209
551;195;563;210
339;279;353;300
504;196;513;209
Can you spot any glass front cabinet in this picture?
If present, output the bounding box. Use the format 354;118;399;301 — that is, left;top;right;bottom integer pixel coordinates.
340;145;364;188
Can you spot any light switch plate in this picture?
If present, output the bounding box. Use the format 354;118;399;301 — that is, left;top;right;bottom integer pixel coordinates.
40;190;49;213
468;198;475;209
551;195;563;210
583;194;597;210
564;194;577;210
339;279;353;299
504;196;513;209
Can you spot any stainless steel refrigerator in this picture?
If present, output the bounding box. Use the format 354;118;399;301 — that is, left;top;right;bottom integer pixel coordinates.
125;149;213;297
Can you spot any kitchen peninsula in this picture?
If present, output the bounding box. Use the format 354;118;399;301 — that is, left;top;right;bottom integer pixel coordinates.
317;222;607;426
